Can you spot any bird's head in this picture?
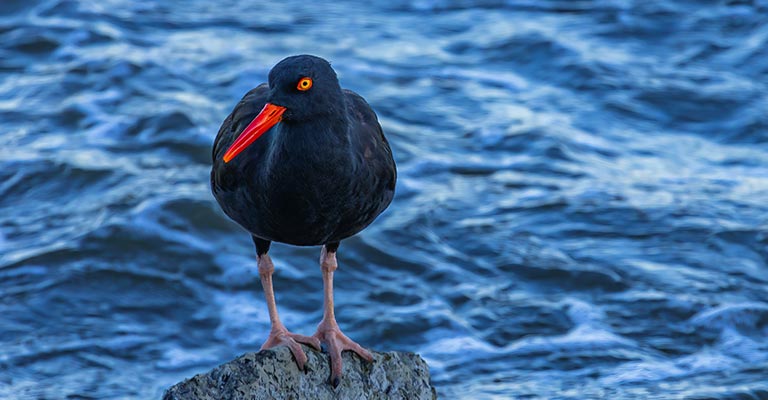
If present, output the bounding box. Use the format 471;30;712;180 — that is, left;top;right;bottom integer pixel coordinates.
223;55;344;163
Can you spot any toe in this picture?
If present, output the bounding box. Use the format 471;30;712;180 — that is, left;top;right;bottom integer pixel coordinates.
354;345;373;362
342;337;373;362
293;334;321;351
260;329;311;371
313;323;372;385
331;332;373;362
329;344;343;387
287;341;308;371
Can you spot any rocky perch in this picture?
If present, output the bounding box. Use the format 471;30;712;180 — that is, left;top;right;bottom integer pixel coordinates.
163;345;437;400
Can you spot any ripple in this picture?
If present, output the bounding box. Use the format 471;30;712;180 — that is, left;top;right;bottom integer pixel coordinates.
690;303;768;335
2;0;768;398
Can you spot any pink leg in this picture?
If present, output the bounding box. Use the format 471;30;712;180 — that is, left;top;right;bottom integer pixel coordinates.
312;245;373;387
258;253;321;371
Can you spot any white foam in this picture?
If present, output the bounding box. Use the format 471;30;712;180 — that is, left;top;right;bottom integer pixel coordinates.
211;291;269;346
718;327;768;363
601;351;739;385
156;346;220;371
502;300;636;356
422;335;498;357
566;299;607;326
506;324;635;355
602;305;768;385
690;302;768;330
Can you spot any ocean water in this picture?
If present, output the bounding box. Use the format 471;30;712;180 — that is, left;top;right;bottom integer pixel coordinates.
2;0;768;398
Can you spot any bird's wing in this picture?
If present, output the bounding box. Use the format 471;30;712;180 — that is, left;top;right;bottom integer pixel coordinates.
343;89;397;192
327;89;396;241
211;83;271;163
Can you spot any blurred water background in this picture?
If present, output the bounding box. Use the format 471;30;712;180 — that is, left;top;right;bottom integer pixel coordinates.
2;0;768;398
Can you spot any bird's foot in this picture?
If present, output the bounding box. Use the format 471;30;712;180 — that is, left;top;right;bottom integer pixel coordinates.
261;327;321;371
312;319;373;387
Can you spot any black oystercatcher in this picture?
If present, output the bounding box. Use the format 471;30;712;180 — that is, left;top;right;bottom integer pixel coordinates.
210;55;396;386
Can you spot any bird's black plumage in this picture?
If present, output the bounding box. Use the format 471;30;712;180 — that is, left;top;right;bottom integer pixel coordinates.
211;55;396;246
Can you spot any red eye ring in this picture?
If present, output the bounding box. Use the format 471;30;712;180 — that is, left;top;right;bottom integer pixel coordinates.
297;77;313;91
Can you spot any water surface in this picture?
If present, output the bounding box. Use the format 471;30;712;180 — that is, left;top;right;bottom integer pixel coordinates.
2;0;768;398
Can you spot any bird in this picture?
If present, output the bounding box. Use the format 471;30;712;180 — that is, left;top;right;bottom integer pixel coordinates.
210;55;396;387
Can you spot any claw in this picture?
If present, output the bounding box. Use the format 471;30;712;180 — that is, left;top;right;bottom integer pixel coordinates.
261;328;319;371
313;320;372;386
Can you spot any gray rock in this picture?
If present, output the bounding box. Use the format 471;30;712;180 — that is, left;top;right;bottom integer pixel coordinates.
163;345;437;400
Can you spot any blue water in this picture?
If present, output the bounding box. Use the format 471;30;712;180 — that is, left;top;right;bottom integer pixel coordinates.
2;1;768;398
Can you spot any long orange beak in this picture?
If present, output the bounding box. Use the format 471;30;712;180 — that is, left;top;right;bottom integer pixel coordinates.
223;103;286;163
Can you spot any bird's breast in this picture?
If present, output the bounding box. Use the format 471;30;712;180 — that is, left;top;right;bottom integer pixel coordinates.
247;136;357;244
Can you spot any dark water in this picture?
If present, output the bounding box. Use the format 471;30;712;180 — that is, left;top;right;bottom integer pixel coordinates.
2;0;768;398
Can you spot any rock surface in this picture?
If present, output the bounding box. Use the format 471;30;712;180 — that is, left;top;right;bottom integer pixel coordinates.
163;345;437;400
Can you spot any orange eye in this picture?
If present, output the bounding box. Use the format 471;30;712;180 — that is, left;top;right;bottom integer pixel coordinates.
297;77;313;91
